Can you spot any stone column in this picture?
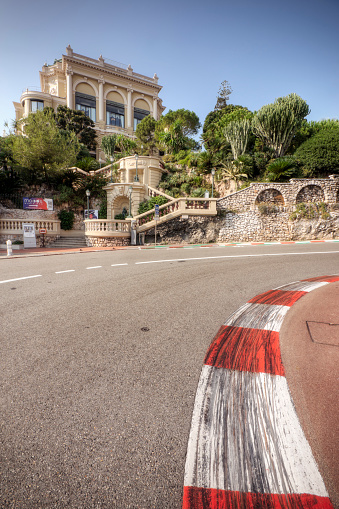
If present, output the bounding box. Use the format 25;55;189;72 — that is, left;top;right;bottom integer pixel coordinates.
66;68;73;109
24;96;30;116
127;88;133;129
152;96;158;120
98;79;105;122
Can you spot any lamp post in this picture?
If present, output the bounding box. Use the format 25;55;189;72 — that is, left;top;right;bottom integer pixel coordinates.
127;185;133;218
85;189;90;219
134;153;139;182
211;168;215;198
110;155;114;183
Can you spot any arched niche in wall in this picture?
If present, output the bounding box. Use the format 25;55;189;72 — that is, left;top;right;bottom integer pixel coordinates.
75;82;98;96
134;98;151;111
255;189;285;206
106;90;126;104
112;195;130;218
296;185;325;203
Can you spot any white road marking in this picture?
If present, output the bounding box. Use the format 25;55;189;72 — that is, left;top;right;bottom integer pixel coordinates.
111;263;128;267
86;266;102;270
55;270;75;274
135;250;339;265
0;275;42;284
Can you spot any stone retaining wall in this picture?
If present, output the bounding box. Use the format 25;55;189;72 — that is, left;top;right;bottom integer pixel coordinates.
217;177;339;212
85;236;130;247
145;210;339;245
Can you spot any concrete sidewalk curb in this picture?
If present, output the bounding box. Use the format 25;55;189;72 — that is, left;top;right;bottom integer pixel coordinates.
183;275;339;508
1;239;339;260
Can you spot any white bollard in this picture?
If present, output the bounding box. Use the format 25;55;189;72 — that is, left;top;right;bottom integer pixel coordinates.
6;239;12;256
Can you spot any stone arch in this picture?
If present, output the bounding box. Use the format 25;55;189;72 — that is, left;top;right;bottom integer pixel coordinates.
111;195;130;218
133;97;152;111
74;80;98;97
105;89;126;104
296;185;325;203
255;189;285;206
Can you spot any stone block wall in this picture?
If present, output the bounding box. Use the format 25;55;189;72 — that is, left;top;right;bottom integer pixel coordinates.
144;210;339;245
86;236;131;247
217;177;339;212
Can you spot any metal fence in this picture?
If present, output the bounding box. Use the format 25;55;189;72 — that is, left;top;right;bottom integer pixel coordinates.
0;194;24;209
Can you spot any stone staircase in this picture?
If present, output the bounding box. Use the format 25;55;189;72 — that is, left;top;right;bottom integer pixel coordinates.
51;235;87;248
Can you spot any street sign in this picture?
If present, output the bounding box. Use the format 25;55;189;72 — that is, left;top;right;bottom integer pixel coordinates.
39;228;47;234
154;204;160;220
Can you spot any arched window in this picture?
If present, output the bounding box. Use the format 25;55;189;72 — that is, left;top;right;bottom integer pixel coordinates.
106;101;125;127
75;92;96;122
133;108;149;131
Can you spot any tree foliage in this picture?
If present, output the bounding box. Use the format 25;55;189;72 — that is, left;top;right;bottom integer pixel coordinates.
223;119;251;160
202;105;252;156
156;119;195;154
115;134;137;158
215;80;232;111
156;109;200;137
221;161;248;189
294;127;339;176
101;134;118;159
46;105;97;152
264;156;300;182
252;93;310;158
135;115;158;155
12;110;80;182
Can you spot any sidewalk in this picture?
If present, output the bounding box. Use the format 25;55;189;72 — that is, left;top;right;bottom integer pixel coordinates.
1;238;339;259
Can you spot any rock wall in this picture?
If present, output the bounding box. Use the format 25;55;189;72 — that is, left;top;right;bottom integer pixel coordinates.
217;177;339;212
145;210;339;245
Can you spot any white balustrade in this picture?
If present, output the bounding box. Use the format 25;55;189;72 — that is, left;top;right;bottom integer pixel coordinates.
0;218;61;235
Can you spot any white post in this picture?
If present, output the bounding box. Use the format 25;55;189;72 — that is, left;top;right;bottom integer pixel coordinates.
24;98;30;117
66;69;73;109
6;239;12;256
98;80;104;122
127;89;132;129
153;96;158;120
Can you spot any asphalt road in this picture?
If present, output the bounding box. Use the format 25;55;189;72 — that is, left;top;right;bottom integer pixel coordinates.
1;243;338;508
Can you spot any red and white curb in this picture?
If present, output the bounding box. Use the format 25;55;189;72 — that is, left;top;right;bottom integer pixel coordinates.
183;275;339;508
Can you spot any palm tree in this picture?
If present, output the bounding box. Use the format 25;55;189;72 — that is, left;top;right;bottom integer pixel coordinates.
221;161;248;190
264;156;299;182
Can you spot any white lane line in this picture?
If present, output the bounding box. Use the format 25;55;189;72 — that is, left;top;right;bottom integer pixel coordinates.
0;275;42;284
55;270;75;274
111;263;128;267
135;250;339;265
86;266;102;270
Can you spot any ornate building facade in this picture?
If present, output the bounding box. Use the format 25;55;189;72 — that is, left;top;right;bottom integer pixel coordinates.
13;45;165;159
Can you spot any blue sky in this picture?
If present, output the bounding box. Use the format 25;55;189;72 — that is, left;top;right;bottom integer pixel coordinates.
1;0;338;138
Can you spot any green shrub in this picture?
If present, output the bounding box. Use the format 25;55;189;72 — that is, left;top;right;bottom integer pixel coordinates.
180;182;191;195
289;202;330;221
137;195;168;215
257;202;279;215
58;209;75;230
98;198;107;219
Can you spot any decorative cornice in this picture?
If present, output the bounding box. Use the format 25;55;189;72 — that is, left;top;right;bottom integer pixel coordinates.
63;55;162;91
